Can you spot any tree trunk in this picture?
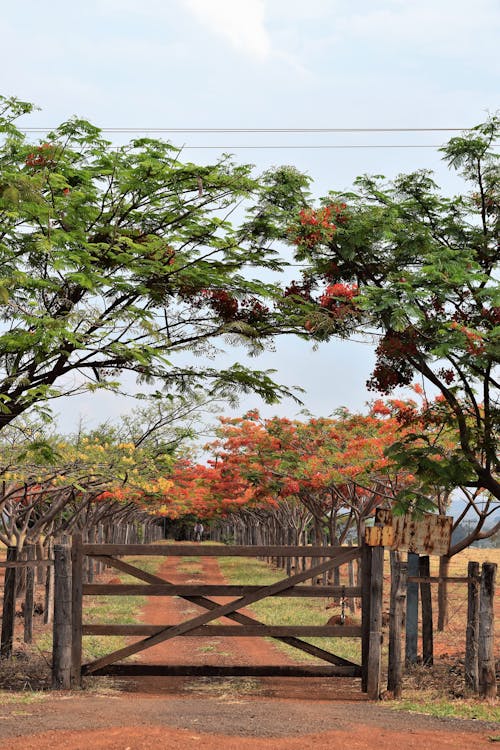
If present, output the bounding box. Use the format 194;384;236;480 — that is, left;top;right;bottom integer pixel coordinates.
1;547;17;659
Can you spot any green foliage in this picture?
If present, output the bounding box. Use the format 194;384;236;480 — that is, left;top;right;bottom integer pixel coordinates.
0;96;303;432
266;117;500;511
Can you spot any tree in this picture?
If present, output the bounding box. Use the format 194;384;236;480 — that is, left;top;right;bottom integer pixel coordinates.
0;393;212;549
252;118;499;515
0;96;302;432
204;407;413;545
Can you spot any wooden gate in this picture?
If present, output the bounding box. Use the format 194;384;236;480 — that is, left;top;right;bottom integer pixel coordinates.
53;537;383;696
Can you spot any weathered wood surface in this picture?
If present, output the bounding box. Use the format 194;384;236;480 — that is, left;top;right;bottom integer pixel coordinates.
465;560;480;692
82;664;363;678
83;547;360;674
52;543;72;689
478;562;497;699
82;624;362;637
419;555;433;666
0;560;53;568
83;544;360;558
387;553;407;699
83;583;362;598
360;541;372;692
366;511;452;556
70;534;84;688
367;546;383;700
405;552;419;665
407;575;469;584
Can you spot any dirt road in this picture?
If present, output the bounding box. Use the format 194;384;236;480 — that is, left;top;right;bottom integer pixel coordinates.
0;551;496;749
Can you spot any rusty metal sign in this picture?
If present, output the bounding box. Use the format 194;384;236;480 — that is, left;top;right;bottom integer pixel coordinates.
365;509;452;555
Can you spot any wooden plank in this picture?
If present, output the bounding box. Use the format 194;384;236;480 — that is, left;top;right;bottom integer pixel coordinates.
367;546;383;700
405;552;419;665
419;555;433;666
83;547;360;674
83;544;359;558
387;553;407;699
365;526;394;547
465;561;480;692
82;624;362;637
407;576;469;584
478;562;497;699
360;541;371;692
82;583;362;598
0;560;53;568
93;555;359;669
70;534;84;688
82;664;362;678
52;543;72;689
369;510;452;555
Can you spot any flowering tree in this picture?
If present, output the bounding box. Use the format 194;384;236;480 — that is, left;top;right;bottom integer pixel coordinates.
204;407;412;545
248;119;500;516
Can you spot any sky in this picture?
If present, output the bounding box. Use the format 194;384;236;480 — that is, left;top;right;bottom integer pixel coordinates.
2;0;499;433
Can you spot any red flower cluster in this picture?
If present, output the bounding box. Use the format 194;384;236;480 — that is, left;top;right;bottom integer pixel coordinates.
290;202;348;250
26;143;56;168
367;330;418;394
320;283;358;302
319;283;358;319
203;289;239;321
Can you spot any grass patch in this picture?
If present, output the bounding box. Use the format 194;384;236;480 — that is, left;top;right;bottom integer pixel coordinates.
217;556;361;664
0;688;47;705
182;676;261;696
391;696;500;723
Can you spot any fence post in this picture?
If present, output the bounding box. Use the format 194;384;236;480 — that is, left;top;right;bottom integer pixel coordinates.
419;555;433;666
387;551;407;698
52;542;72;688
478;562;497;699
361;540;372;692
71;534;84;688
465;560;480;692
405;552;419;665
367;546;384;699
1;547;18;659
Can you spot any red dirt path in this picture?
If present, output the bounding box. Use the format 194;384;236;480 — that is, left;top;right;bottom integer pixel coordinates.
0;550;497;749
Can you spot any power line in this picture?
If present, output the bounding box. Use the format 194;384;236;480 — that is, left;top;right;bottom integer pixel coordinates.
179;144;452;149
20;126;467;134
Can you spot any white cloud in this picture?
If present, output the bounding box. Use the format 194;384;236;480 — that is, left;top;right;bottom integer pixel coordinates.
182;0;272;60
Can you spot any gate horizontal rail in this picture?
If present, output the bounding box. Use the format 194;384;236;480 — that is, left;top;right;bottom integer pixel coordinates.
83;624;363;637
82;583;361;598
82;664;362;678
82;543;350;557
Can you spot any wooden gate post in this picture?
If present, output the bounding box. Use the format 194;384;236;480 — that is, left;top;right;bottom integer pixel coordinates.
419;555;433;666
405;552;419;665
361;540;372;692
52;542;72;689
71;534;84;688
478;562;497;699
1;547;18;659
465;560;480;692
387;551;407;698
367;546;384;699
